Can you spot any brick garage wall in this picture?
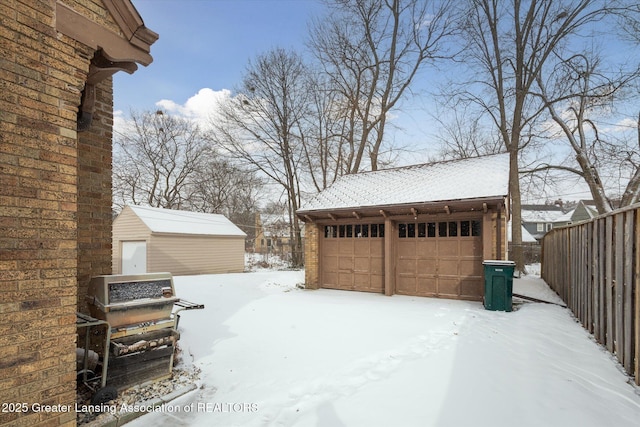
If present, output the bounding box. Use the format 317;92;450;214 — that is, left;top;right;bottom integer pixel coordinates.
303;223;320;289
77;78;113;315
0;0;93;425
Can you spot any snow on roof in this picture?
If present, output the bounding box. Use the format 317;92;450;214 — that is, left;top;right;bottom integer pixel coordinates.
521;208;566;223
299;153;510;212
507;221;538;242
126;205;246;237
553;209;575;223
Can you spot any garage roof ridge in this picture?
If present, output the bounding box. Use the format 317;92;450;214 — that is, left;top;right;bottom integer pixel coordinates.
298;153;510;215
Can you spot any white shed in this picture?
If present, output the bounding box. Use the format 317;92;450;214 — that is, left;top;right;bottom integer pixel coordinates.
113;205;246;275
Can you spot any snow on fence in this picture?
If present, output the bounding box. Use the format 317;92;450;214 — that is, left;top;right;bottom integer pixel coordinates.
541;204;640;386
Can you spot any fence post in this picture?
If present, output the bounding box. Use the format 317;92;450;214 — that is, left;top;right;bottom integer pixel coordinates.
635;209;640;385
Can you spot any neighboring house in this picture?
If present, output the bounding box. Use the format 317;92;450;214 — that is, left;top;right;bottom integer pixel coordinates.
521;204;566;240
0;2;157;426
254;213;305;259
113;205;247;276
255;213;291;256
507;221;541;264
298;154;510;301
554;200;599;226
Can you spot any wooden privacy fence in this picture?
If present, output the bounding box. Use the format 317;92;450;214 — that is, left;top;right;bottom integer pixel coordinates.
541;204;640;385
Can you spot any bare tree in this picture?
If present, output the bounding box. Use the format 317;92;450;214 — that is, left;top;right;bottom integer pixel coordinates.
530;51;640;213
299;70;352;192
309;0;454;172
433;103;503;160
208;49;308;267
113;110;209;210
452;0;628;272
189;159;264;239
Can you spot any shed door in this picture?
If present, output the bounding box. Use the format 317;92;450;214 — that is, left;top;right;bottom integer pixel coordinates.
321;223;385;293
395;219;483;300
122;241;147;274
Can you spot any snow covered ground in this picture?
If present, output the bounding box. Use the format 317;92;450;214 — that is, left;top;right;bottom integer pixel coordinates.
128;268;640;427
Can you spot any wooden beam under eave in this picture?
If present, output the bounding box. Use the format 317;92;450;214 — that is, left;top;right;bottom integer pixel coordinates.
483;202;488;213
328;213;337;221
411;208;418;218
352;211;361;220
444;205;450;215
304;215;313;223
380;209;388;218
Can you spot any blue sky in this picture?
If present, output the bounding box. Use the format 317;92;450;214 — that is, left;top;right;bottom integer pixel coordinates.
114;0;325;113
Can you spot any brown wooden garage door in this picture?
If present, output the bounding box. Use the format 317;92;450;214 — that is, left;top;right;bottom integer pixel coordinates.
395;219;483;300
321;223;385;292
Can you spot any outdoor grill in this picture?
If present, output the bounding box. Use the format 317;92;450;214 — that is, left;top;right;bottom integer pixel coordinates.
83;272;203;390
87;272;179;332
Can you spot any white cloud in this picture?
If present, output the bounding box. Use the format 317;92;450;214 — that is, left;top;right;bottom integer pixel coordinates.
156;88;232;129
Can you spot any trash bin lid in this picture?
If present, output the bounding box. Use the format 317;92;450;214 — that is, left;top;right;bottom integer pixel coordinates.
482;260;516;266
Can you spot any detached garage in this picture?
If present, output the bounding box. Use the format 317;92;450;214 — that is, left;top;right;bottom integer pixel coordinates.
298;154;510;301
113;205;246;275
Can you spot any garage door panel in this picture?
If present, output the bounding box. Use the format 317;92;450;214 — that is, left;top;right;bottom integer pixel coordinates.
417;277;437;295
416;241;436;256
459;258;482;276
398;258;416;273
460;278;483;298
354;273;368;287
354;240;370;252
459;241;480;256
339;240;354;255
417;259;437;274
439;259;459;276
323;272;338;287
369;275;384;292
370;258;384;274
370;241;384;256
438;241;459;257
438;278;460;296
324;240;339;253
323;256;338;270
338;272;353;288
338;257;353;270
397;276;417;294
397;241;416;256
354;257;370;271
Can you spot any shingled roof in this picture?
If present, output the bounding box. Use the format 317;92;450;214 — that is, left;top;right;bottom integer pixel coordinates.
298;153;510;214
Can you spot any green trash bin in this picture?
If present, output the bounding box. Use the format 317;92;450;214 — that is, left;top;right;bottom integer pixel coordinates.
483;260;516;312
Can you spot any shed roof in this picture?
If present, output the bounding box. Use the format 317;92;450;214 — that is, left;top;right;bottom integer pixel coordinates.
298;153;510;213
126;205;246;237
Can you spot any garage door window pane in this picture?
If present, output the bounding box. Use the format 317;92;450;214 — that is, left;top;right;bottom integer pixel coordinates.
399;223;407;238
379;224;385;237
472;220;481;236
407;223;416;238
439;222;448;237
418;223;426;237
346;224;353;238
460;221;470;236
427;222;436;237
355;224;369;238
339;225;345;238
449;221;458;237
371;224;378;237
325;225;337;238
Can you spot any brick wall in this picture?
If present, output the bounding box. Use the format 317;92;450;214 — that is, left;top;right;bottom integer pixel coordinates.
0;0;90;425
77;78;113;314
303;223;319;289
